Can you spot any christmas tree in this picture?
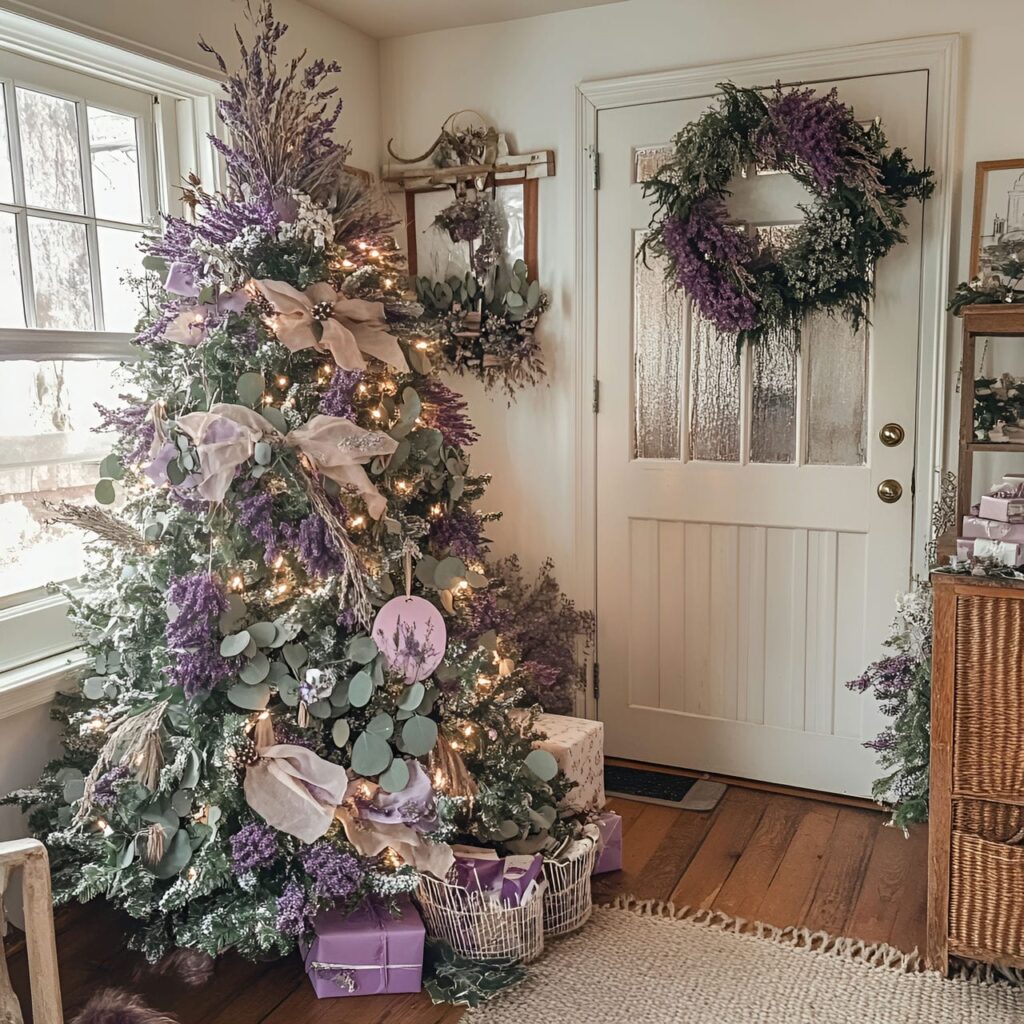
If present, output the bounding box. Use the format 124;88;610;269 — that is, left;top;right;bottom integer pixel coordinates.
6;3;586;965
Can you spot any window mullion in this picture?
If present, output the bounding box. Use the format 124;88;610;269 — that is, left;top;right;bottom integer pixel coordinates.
4;80;25;206
6;80;36;328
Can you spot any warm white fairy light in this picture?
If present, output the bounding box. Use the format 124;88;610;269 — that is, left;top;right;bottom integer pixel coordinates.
415;340;430;351
349;515;366;529
276;375;289;388
262;393;275;405
229;574;244;591
341;258;355;268
429;504;443;519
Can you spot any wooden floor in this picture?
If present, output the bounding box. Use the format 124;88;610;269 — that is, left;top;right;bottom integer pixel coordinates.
7;785;927;1023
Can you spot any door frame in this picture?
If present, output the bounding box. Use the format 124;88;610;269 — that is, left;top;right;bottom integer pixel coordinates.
572;34;961;720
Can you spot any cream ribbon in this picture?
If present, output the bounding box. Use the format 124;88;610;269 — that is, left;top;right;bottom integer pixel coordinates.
243;718;351;844
174;403;398;519
335;803;455;878
256;279;410;374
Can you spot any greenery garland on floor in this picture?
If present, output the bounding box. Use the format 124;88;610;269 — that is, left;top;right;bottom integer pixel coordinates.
640;81;934;347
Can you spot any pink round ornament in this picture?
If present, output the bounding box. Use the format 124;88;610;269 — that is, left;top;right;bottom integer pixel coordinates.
372;595;447;683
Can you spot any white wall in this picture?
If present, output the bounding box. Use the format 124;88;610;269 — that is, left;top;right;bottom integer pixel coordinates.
380;0;1022;584
0;0;382;167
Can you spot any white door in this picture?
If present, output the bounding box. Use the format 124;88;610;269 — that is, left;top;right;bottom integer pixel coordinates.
596;71;929;796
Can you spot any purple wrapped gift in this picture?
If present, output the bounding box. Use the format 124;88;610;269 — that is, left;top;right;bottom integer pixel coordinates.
957;536;1024;567
451;849;544;906
591;812;623;875
301;895;424;999
962;515;1024;543
979;495;1024;523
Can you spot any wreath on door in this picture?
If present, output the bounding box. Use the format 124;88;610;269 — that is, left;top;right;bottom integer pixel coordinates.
640;82;934;347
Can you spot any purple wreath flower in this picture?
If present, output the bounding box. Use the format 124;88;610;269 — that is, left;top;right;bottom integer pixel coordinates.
165;572;233;699
298;842;364;900
429;507;486;562
92;765;132;806
230;822;279;874
237;491;280;565
282;513;346;578
94;399;155;464
275;880;311;936
319;368;363;419
662;201;758;333
417;378;479;448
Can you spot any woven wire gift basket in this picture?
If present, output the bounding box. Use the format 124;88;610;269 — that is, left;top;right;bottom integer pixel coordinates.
542;832;598;937
416;873;546;964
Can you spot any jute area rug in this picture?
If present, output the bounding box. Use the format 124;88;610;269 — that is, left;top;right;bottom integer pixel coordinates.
469;899;1024;1023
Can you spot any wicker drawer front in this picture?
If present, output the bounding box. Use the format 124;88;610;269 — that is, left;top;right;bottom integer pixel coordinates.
953;594;1024;796
950;831;1024;958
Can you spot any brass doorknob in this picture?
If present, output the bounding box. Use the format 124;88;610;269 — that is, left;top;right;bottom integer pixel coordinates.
879;423;905;447
877;479;903;503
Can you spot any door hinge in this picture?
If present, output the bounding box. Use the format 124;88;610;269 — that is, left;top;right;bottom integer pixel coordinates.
592;149;601;190
592;662;600;702
592;378;600;414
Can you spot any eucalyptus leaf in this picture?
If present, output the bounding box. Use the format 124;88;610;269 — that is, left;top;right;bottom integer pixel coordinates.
226;682;270;710
236;371;265;407
247;621;277;647
346;636;378;664
401;715;438;757
219;594;248;633
524;748;559;782
82;676;106;700
434;556;465;590
348;670;374;708
220;631;251;658
366;712;395;739
99;453;124;480
378;757;410;794
282;643;308;671
262;406;288;434
397;681;425;711
277;677;300;707
415;555;439;588
152;829;193;879
239;653;270;684
254;441;273;466
165;459;187;486
331;719;351;747
351;731;393;776
94;479;116;505
170;789;194;817
62;777;86;804
308;700;333;719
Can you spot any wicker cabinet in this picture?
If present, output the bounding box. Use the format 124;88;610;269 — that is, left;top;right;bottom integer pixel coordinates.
928;573;1024;972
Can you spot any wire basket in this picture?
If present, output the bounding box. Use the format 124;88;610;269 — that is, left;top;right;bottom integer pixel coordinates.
416;873;546;964
542;833;598;937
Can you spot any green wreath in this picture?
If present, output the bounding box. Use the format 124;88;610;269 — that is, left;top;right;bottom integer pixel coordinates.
641;82;934;347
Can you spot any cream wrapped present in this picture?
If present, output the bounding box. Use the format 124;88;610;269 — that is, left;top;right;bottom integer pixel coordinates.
532;713;605;813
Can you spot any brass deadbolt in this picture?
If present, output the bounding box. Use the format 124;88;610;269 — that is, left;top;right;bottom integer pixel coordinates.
879;423;905;447
877;479;903;503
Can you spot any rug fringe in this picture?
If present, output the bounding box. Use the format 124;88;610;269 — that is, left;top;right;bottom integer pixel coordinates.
601;896;1022;989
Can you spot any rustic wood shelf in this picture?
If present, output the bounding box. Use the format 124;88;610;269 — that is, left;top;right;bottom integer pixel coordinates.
966;441;1024;453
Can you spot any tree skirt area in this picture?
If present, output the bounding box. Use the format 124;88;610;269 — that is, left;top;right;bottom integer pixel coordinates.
469;898;1024;1023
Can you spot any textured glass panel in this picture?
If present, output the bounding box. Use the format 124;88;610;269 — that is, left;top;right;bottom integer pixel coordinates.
0;90;13;204
28;216;94;330
97;225;142;331
751;325;797;463
17;87;84;213
757;222;798;256
88;107;142;223
633;235;684;459
634;145;673;183
805;309;868;465
493;186;525;268
0;213;25;327
689;309;740;462
0;360;119;598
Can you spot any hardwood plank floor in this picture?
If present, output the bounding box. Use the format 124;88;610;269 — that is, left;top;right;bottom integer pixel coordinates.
6;786;928;1023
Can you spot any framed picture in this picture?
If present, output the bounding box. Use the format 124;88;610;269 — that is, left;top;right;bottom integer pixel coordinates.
404;180;538;280
969;158;1024;282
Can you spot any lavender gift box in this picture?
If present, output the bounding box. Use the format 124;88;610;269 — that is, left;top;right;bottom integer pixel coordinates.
978;495;1024;523
301;895;425;999
956;536;1024;567
962;515;1024;543
591;811;622;875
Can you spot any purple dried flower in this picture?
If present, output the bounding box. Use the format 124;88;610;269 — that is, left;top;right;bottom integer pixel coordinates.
282;514;345;579
92;765;132;806
275;880;311;936
94;399;155;464
298;842;364;900
165;573;232;700
236;491;280;564
319;368;362;419
417;379;479;448
662;202;758;333
429;507;486;562
230;822;279;874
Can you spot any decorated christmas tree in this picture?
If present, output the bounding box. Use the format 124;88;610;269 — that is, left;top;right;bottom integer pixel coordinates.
6;3;588;969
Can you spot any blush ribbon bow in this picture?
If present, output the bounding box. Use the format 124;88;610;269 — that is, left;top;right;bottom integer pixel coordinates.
174;403;398;518
256;279;410;374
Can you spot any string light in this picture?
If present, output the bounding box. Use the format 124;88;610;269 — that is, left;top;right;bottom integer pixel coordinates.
476;676;491;690
415;340;430;351
276;582;290;596
341;258;355;269
371;407;383;420
369;249;380;259
86;716;106;733
455;579;470;592
358;383;369;395
348;515;365;529
276;375;289;388
358;241;368;251
229;575;245;591
186;868;198;882
95;819;109;831
262;393;275;405
433;769;447;790
272;555;285;570
462;723;475;738
394;480;411;493
428;504;444;519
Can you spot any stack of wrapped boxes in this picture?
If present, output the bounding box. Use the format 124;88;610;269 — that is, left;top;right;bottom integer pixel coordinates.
958;474;1024;567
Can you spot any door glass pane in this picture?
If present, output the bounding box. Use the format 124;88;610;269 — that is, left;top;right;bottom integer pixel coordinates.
17;87;85;214
28;216;94;330
634;145;673;183
97;225;142;331
0;212;25;327
633;233;684;459
88;107;143;223
689;309;740;462
805;310;868;465
751;325;797;463
0;360;119;599
0;89;13;204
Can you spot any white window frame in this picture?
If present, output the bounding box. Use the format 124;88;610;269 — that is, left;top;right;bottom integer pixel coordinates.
0;7;223;703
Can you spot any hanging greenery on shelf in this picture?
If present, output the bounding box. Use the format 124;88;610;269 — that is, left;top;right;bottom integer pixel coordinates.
640;81;934;348
414;192;549;398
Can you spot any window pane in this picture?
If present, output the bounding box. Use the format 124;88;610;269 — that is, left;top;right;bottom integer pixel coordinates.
0;89;13;204
750;325;797;464
16;87;84;214
689;309;740;462
805;310;868;466
633;232;683;459
0;212;25;327
28;216;94;330
0;361;119;600
97;225;142;331
88;107;142;223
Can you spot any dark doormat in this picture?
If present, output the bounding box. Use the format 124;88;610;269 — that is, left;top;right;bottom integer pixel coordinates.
604;764;726;810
